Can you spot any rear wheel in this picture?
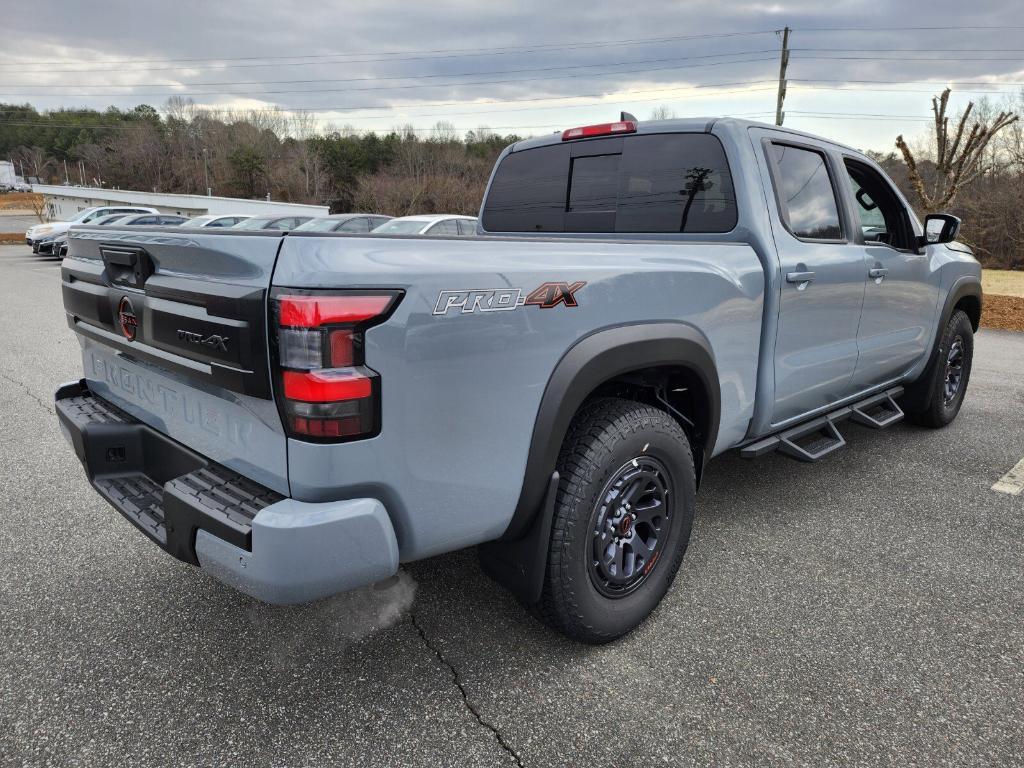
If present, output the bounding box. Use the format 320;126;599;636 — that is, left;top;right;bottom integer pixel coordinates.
903;309;974;428
536;398;696;644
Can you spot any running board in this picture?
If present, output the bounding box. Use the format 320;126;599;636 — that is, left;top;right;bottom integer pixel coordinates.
741;387;904;463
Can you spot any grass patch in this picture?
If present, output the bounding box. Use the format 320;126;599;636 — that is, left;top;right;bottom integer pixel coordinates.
983;269;1024;298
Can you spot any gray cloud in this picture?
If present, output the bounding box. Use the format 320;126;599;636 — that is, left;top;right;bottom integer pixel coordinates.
5;0;1024;147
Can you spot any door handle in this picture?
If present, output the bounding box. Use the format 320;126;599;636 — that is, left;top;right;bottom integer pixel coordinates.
786;270;816;290
868;267;888;283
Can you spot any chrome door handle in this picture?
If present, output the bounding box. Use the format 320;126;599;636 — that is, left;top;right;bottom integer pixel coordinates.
868;267;888;282
786;271;816;291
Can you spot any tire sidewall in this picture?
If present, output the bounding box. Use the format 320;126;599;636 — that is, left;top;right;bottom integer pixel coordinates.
931;311;974;424
555;409;695;639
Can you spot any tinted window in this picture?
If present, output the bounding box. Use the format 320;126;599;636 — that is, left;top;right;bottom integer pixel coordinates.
457;218;477;235
482;133;738;233
617;134;737;233
337;218;370;233
770;144;842;240
482;143;569;232
132;216;158;225
426;219;460;236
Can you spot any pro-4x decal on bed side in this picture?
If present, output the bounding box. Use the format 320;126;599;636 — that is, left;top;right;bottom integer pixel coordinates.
433;281;586;316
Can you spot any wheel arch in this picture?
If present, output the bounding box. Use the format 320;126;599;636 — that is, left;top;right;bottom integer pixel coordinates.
501;322;720;542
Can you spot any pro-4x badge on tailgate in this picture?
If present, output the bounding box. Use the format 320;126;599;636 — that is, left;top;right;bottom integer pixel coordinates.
433;281;585;315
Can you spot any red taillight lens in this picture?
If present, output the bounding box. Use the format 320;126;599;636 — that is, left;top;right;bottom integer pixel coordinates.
561;120;637;141
279;295;393;327
272;290;401;442
283;370;372;402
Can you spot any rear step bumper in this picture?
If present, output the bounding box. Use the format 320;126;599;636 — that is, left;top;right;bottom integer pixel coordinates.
55;380;399;604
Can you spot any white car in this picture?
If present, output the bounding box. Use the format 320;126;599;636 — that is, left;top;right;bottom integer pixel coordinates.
371;214;478;236
181;214;254;228
26;205;158;251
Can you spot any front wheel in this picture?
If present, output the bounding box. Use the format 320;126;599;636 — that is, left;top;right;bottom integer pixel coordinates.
536;398;696;644
903;309;974;428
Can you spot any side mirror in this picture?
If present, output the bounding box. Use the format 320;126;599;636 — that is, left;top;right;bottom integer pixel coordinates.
921;213;961;246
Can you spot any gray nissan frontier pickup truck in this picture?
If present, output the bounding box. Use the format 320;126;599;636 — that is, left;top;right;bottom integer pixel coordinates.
55;117;981;643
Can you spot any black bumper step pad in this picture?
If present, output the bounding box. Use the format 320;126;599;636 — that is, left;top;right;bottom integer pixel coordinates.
56;381;284;564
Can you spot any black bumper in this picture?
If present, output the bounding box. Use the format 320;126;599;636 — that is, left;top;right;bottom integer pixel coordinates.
55;380;284;565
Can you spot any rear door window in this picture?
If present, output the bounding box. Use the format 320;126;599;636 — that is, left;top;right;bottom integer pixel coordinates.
768;143;843;241
482;133;738;233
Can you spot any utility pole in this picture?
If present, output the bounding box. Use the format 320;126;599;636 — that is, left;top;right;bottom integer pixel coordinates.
775;26;791;126
63;159;70;185
202;148;211;196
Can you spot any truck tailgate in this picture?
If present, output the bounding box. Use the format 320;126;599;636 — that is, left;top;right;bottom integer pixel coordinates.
60;227;289;494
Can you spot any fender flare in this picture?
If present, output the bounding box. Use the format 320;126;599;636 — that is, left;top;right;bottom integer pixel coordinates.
479;322;720;604
904;276;982;404
915;276;982;382
941;276;983;332
503;322;720;542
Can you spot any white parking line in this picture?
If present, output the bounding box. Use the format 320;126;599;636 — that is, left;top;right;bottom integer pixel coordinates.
992;457;1024;496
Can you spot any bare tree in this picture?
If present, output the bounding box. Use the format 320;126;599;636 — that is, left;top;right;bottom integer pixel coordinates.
895;88;1018;212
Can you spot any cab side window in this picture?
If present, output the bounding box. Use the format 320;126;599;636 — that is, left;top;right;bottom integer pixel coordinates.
337;218;370;233
427;220;460;236
769;144;843;241
843;159;915;250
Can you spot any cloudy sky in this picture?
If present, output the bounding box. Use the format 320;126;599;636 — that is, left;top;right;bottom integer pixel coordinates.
5;0;1024;151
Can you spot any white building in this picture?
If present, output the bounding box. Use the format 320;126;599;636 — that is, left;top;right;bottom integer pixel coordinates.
1;161;21;187
33;185;328;221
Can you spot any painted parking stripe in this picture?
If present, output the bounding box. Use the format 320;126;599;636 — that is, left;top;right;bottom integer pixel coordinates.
992;457;1024;496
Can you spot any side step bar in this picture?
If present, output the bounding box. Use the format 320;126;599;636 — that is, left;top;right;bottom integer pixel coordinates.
741;387;904;463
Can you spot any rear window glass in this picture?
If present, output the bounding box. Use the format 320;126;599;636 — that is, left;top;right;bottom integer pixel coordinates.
482;133;738;233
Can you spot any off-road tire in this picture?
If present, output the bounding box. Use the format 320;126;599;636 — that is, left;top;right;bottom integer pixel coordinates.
903;309;974;428
535;397;696;644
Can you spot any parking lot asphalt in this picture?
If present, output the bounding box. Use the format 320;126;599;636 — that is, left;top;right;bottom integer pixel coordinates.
0;244;1021;767
0;213;40;233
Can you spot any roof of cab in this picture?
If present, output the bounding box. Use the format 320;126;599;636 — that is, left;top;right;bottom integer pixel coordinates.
507;116;860;155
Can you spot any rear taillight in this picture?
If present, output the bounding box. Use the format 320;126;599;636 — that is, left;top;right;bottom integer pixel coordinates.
271;289;402;442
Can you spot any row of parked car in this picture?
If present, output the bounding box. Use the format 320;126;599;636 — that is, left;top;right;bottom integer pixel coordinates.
25;205;480;258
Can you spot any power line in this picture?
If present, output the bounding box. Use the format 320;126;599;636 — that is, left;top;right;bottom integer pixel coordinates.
791;25;1024;31
1;76;1017;121
0;50;781;90
0;86;781;125
0;31;778;75
0;110;941;133
0;29;774;68
793;54;1024;61
0;55;779;99
792;77;1024;87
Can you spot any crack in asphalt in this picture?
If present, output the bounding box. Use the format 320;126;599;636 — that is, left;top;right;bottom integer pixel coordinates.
0;372;53;415
410;614;525;767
